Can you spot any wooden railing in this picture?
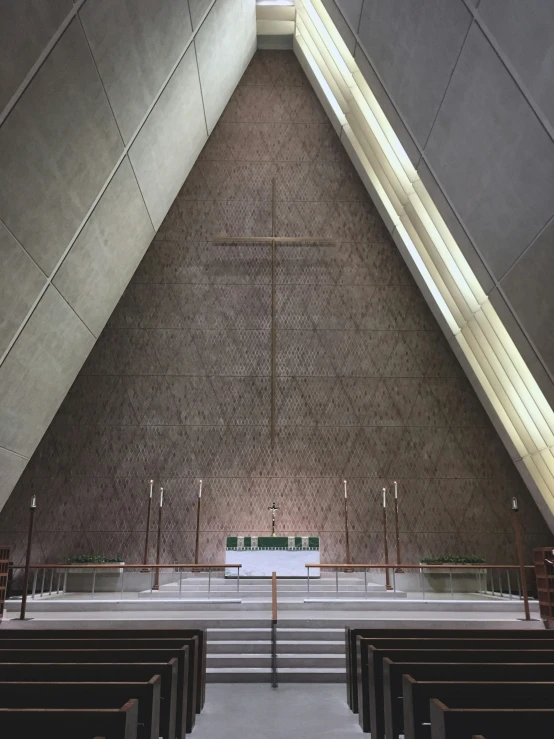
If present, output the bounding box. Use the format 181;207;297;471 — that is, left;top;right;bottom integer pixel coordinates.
305;563;534;620
11;563;242;620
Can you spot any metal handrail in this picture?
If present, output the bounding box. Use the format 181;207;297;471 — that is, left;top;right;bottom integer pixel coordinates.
11;563;241;570
13;563;242;619
305;563;534;620
271;571;278;689
305;563;534;569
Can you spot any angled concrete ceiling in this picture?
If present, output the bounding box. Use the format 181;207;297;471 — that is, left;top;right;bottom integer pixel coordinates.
296;0;554;529
0;0;256;509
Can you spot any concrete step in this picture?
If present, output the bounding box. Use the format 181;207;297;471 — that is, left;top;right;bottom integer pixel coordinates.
207;640;344;654
207;654;345;669
206;667;345;683
207;627;343;641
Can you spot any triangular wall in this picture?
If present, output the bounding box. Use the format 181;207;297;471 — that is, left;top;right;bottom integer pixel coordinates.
0;51;550;566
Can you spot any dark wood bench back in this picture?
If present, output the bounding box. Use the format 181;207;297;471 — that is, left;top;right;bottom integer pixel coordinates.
0;628;206;712
403;679;554;739
0;680;160;739
0;648;191;737
346;627;554;712
429;700;554;739
0;661;177;739
0;699;139;739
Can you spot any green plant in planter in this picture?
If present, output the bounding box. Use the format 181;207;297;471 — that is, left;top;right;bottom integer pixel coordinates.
66;555;123;564
420;555;485;565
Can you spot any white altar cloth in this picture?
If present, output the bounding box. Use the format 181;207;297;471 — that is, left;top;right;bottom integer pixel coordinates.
225;548;320;577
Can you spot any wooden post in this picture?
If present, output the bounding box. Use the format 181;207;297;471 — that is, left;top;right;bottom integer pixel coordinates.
141;480;154;571
193;480;202;572
512;497;531;621
393;481;403;573
382;488;392;590
152;487;164;591
343;480;353;573
20;496;37;620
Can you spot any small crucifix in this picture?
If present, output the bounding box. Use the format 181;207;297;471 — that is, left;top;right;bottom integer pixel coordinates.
268;502;279;537
211;178;335;446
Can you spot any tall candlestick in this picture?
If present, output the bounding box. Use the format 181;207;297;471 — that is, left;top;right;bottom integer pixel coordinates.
142;480;154;569
382;488;392;590
153;487;164;590
343;480;352;573
20;496;37;620
512;498;530;620
194;480;202;570
393;481;403;573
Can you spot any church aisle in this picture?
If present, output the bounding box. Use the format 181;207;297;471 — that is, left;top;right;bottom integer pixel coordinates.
193;684;362;738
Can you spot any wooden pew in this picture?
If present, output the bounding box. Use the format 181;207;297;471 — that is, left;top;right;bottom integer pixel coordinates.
0;648;191;736
0;698;139;739
355;636;554;732
403;679;554;739
429;700;554;739
0;637;198;735
356;637;554;737
383;660;554;739
0;634;200;723
345;627;554;713
0;627;207;713
0;680;160;739
357;643;554;736
0;662;177;739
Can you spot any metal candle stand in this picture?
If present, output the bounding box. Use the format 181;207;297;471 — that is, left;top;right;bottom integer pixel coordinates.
19;496;37;620
141;480;154;572
152;487;164;591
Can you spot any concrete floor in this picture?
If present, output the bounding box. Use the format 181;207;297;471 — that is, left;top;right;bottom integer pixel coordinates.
193;684;362;738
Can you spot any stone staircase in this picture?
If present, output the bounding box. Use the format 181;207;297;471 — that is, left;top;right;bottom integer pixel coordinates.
207;621;346;682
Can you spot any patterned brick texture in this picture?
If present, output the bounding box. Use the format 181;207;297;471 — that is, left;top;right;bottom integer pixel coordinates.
0;51;550;567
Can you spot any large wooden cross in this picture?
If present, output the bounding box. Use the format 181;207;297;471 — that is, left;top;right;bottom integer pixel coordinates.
212;178;335;446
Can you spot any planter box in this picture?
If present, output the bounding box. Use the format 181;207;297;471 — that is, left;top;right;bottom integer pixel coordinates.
65;564;125;593
421;566;486;594
64;567;176;593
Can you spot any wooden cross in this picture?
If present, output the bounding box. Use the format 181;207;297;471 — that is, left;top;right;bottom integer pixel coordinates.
268;502;279;537
212;178;335;446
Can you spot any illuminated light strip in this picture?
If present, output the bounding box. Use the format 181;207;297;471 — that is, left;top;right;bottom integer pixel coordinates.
300;0;353;86
348;100;411;208
342;124;401;230
296;15;349;113
481;300;554;437
405;201;474;326
348;115;406;218
295;0;554;520
294;21;346;128
351;87;414;197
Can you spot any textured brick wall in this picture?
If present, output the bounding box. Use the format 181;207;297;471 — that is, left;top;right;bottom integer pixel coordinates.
0;51;550;567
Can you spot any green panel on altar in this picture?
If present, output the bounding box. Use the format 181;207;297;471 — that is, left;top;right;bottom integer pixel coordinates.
226;536;320;551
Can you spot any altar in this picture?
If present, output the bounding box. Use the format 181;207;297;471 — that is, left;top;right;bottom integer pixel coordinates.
225;536;320;578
